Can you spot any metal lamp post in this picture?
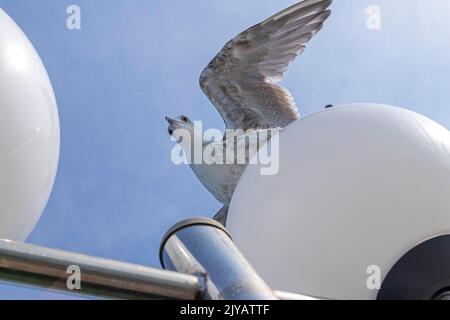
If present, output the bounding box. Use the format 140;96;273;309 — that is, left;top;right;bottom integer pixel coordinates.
0;219;313;300
160;218;278;300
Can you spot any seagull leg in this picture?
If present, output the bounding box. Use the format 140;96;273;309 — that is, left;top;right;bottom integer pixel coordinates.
213;205;229;227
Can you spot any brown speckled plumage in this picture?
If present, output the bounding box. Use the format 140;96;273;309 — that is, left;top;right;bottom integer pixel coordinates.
200;0;332;130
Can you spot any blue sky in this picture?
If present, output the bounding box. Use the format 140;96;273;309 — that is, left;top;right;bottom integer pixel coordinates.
0;0;449;299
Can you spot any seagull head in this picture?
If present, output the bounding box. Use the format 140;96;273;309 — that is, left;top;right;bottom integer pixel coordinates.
166;115;194;140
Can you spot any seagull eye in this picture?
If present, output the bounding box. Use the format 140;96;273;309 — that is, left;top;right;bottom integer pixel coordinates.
181;116;189;122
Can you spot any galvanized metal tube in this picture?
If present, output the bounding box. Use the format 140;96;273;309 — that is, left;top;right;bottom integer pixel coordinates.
0;239;200;300
160;218;278;300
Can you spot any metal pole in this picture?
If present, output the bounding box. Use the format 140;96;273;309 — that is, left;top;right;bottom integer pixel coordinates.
0;238;313;300
0;239;200;300
160;218;278;300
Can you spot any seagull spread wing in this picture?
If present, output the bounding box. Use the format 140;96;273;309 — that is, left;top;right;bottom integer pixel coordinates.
199;0;332;130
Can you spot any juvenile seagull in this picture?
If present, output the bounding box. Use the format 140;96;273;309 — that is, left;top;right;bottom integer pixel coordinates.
166;0;332;225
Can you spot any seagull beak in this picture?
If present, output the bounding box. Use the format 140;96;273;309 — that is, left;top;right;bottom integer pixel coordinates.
165;116;173;123
165;116;175;135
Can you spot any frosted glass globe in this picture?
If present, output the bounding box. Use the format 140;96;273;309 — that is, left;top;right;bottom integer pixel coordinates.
228;104;450;299
0;9;60;241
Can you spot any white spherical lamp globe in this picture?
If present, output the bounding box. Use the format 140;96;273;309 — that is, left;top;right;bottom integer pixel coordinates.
228;104;450;300
0;9;60;241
